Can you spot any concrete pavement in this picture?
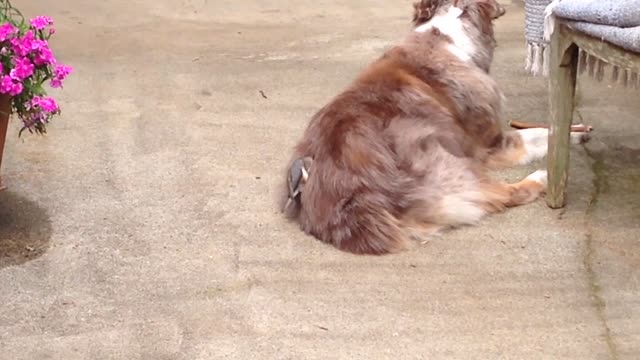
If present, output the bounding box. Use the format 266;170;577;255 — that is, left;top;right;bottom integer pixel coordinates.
0;1;638;359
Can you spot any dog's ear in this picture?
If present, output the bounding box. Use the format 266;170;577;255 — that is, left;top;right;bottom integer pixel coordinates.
481;0;506;19
455;0;505;20
412;0;440;26
455;0;505;36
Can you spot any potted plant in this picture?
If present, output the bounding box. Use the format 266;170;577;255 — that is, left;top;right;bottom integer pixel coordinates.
0;0;72;190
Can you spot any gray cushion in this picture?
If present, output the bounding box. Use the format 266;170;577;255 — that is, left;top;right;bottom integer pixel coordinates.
553;0;640;53
553;0;640;28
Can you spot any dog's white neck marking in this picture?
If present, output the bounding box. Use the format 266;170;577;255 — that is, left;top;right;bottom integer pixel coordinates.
414;6;475;62
446;44;471;61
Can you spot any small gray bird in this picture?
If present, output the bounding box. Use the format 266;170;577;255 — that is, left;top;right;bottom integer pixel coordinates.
283;156;313;212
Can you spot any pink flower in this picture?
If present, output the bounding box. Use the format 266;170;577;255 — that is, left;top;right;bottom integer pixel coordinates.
0;75;23;96
30;16;53;31
0;23;16;42
30;96;59;113
50;64;72;88
11;81;23;95
33;39;47;51
33;45;56;66
10;57;35;80
55;65;72;79
10;31;47;57
11;31;34;56
0;76;13;93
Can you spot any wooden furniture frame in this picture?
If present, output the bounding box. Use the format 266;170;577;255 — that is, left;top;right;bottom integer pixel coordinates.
547;22;640;208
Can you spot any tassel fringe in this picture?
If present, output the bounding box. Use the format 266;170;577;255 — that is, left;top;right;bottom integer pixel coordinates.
578;50;588;75
526;45;640;89
525;0;637;89
611;65;620;82
526;1;638;88
524;42;549;76
579;50;640;89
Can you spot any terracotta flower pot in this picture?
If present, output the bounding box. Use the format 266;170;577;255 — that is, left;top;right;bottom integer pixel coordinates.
0;94;11;191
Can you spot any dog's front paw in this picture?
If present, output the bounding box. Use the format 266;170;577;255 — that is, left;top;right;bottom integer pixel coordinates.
526;169;548;188
570;131;591;145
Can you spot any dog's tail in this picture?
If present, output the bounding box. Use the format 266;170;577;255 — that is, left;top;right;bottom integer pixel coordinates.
282;153;414;255
292;162;416;254
323;200;410;255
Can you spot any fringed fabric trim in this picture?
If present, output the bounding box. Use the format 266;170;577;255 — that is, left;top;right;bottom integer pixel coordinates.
524;0;559;77
524;42;549;76
578;50;640;89
525;0;638;89
525;44;639;89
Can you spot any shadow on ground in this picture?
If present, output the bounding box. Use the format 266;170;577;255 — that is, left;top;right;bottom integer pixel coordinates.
586;142;640;264
0;191;52;269
585;142;640;214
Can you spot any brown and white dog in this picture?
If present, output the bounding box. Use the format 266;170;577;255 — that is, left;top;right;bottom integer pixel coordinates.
279;0;587;255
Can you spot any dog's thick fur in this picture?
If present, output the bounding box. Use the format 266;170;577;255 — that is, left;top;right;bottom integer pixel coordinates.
280;0;587;255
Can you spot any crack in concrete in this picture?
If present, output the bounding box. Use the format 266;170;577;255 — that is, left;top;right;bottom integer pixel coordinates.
583;145;618;360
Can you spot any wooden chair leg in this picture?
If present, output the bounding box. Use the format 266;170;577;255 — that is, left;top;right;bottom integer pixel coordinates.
547;25;579;209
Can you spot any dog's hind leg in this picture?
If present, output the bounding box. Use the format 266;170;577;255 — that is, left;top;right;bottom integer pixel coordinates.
478;169;549;213
412;169;549;235
485;128;589;169
425;169;547;229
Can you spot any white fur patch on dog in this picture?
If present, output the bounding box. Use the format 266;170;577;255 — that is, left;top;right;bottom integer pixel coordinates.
570;131;588;145
438;191;487;225
446;44;471;61
414;6;476;60
526;169;548;187
517;128;548;165
517;128;588;165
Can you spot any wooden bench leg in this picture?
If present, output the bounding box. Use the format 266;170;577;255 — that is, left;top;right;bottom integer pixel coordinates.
547;25;579;209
